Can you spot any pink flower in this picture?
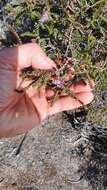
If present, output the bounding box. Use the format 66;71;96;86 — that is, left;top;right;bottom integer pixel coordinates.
39;11;49;24
52;80;64;88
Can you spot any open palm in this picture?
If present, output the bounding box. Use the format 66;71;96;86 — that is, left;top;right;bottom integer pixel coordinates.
0;43;94;138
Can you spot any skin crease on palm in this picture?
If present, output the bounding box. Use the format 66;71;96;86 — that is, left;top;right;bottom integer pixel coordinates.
0;43;94;138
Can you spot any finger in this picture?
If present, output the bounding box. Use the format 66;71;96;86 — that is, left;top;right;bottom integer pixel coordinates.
64;68;75;81
48;91;94;115
46;89;55;98
18;43;56;70
31;86;49;120
46;80;95;98
70;80;95;92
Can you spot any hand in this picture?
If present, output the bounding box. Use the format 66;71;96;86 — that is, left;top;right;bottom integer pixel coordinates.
0;43;94;138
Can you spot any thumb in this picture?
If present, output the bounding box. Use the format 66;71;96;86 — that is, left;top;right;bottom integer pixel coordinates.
18;43;56;70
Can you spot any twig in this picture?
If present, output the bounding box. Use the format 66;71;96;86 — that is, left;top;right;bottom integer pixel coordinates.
15;133;27;155
89;0;106;9
63;87;85;106
65;29;73;57
8;25;22;45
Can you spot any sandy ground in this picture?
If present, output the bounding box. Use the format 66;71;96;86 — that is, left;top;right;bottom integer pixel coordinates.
0;113;107;190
